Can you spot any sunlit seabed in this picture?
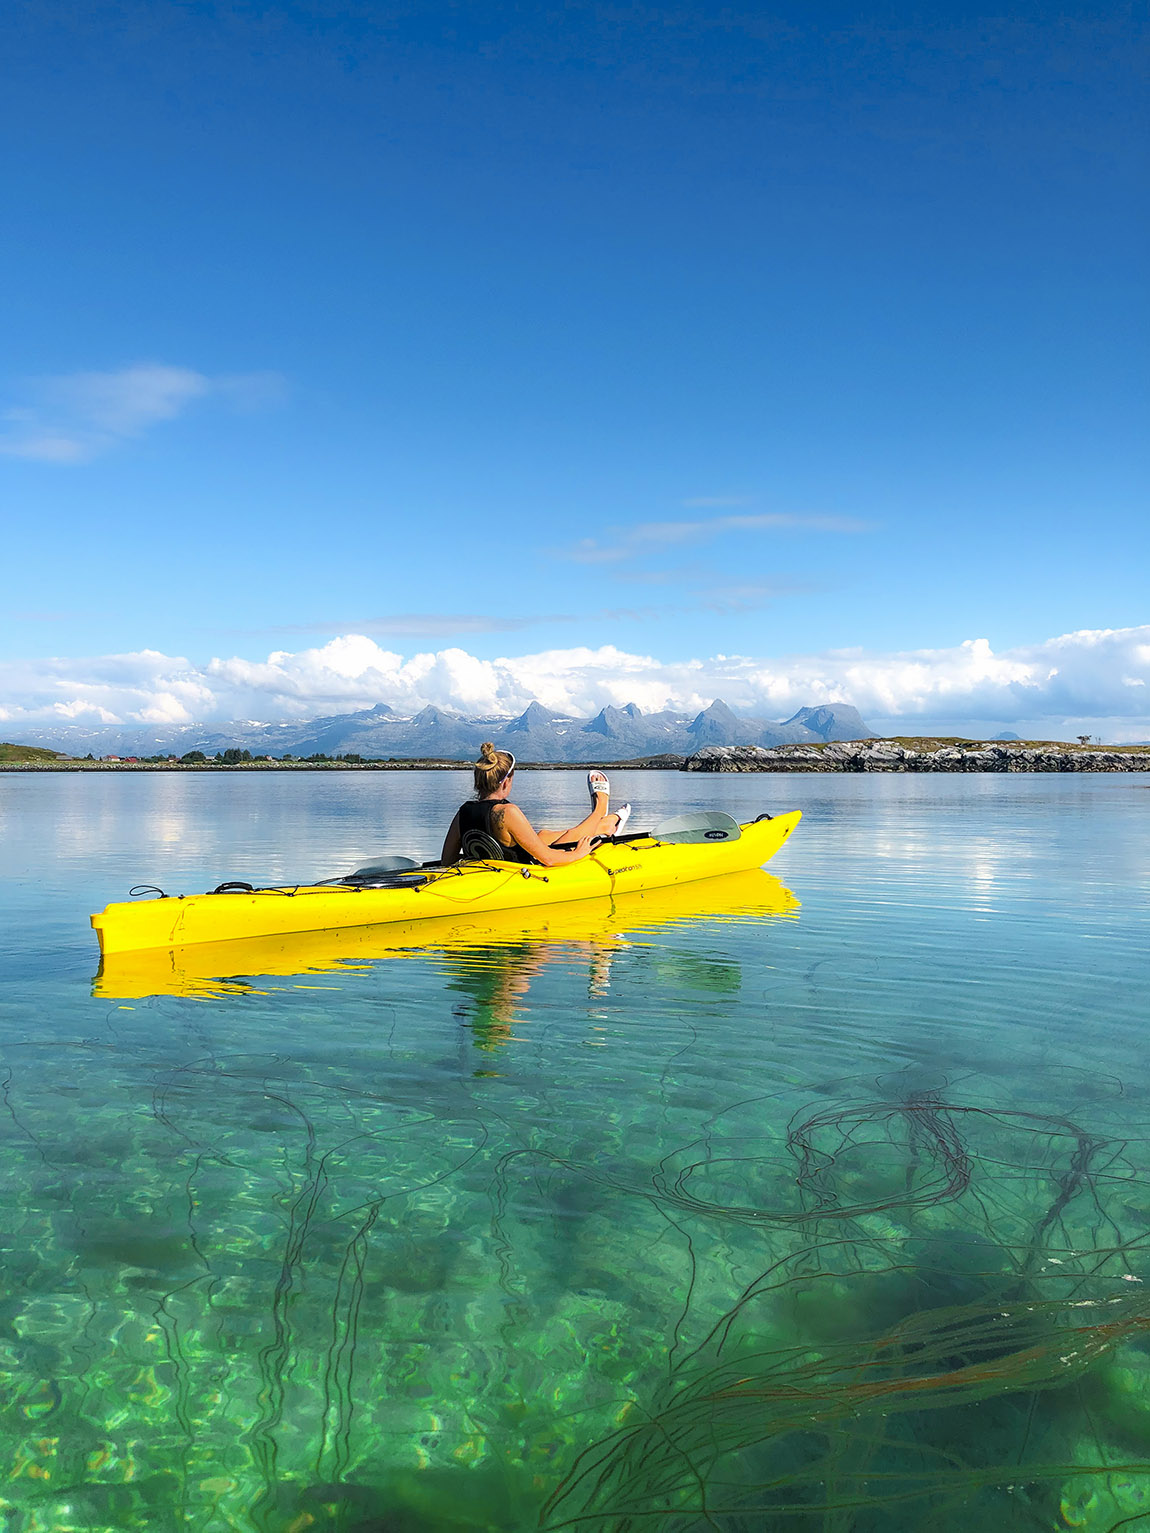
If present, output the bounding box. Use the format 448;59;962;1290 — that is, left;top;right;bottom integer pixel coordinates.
0;770;1148;1531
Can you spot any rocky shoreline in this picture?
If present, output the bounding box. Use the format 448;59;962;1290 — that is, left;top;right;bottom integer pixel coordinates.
0;755;687;773
684;742;1150;773
0;758;482;773
4;743;1149;774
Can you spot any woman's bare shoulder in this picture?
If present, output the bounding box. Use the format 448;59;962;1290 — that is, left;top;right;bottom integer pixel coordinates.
495;801;533;832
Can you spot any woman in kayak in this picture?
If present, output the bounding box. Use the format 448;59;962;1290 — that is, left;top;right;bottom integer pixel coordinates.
440;743;632;867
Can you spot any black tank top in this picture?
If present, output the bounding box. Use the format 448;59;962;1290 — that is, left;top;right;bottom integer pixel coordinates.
458;800;535;865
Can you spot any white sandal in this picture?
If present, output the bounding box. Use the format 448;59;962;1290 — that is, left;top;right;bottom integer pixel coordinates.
587;770;610;806
612;803;632;836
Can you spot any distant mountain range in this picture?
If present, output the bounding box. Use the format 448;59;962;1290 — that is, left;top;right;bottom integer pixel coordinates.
10;700;873;763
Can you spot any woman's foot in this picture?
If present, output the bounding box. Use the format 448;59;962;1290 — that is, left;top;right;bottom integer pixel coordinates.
587;770;610;807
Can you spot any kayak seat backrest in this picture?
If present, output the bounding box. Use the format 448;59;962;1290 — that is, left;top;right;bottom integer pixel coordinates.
316;854;425;889
350;855;420;877
460;828;510;861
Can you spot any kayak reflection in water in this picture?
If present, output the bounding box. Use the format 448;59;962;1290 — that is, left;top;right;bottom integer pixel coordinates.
440;743;632;868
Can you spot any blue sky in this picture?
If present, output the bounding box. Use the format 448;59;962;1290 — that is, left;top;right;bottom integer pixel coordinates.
2;1;1147;732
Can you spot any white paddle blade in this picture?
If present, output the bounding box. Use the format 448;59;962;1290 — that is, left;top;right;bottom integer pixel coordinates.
652;811;742;844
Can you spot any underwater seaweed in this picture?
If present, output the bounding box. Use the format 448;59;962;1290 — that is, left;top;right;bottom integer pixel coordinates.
1;975;1148;1533
542;1086;1150;1531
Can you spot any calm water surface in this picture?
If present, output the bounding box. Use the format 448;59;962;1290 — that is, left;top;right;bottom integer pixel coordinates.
0;769;1147;1532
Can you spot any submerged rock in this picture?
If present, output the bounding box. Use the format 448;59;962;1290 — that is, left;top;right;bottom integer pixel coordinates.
289;1463;526;1531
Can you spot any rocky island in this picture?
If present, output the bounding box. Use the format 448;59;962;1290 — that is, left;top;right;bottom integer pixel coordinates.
684;740;1150;772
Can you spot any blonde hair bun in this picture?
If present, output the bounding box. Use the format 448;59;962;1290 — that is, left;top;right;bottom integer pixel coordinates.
472;742;514;796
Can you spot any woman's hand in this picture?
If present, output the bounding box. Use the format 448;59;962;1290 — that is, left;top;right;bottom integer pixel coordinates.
538;833;596;867
551;833;597;865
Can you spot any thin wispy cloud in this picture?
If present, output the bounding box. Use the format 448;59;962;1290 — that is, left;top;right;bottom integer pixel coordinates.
10;610;92;621
0;363;287;463
556;512;871;564
259;613;573;637
608;565;817;611
681;495;754;507
607;568;684;585
701;579;817;611
53;365;211;436
246;606;678;637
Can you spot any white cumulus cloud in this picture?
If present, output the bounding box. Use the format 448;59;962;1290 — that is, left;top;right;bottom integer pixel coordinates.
1;625;1149;740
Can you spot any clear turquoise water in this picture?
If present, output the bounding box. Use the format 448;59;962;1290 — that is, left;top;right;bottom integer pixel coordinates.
0;769;1148;1532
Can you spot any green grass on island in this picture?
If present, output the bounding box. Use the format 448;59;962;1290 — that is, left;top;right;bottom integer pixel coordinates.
0;743;65;763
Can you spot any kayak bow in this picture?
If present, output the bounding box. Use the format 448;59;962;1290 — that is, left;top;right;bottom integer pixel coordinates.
90;810;800;956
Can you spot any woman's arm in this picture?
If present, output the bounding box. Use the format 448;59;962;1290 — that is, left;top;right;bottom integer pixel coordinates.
498;804;594;867
440;811;462;865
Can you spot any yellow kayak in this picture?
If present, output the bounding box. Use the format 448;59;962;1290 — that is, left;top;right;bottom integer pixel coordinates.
93;866;799;1000
91;810;800;958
